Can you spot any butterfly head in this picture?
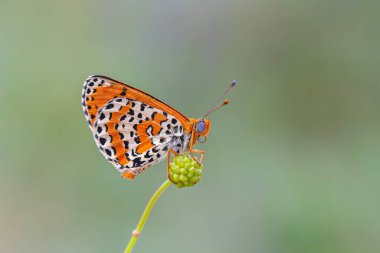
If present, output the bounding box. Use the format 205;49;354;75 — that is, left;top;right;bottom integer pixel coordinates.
190;118;211;144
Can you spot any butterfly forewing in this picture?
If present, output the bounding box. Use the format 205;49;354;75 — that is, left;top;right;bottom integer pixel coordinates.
82;75;191;131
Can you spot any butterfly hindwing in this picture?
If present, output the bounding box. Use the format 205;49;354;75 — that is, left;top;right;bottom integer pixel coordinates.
93;97;191;178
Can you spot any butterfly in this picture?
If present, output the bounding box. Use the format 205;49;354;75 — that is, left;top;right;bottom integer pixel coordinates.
82;75;235;180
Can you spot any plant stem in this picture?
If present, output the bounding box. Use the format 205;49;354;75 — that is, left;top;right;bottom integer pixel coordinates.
123;179;172;253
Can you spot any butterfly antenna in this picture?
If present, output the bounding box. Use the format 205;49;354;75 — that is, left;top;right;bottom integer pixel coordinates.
202;80;237;118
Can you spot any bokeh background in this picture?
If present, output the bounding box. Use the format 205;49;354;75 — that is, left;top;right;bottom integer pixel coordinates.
1;1;379;252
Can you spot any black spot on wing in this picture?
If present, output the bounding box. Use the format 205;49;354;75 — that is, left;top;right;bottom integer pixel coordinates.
99;138;106;145
144;151;153;159
105;103;114;110
128;108;134;116
133;157;144;167
120;90;126;96
131;149;138;157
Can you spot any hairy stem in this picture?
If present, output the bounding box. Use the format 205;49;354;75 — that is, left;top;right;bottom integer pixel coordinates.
123;179;172;253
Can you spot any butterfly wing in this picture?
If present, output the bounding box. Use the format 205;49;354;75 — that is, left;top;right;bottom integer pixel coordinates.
82;76;193;179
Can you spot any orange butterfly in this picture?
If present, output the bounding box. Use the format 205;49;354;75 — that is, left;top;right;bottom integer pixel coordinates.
82;75;235;181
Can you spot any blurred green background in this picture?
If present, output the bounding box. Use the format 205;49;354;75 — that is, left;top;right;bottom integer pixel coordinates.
1;1;379;252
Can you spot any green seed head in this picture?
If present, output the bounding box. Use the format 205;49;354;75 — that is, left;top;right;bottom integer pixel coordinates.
169;153;204;188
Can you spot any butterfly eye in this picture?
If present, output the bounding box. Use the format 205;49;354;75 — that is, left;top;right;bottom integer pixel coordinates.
197;135;206;143
196;121;206;133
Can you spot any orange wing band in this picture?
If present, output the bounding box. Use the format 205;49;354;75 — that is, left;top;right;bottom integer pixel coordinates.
122;171;136;180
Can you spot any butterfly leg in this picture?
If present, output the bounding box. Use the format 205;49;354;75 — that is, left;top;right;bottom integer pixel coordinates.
189;148;205;164
167;148;179;183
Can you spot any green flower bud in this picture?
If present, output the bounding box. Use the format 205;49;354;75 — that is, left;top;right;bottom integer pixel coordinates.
169;153;204;188
171;174;180;183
